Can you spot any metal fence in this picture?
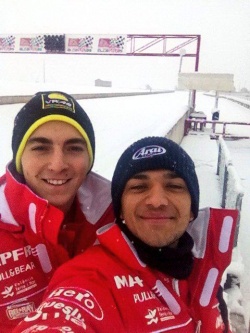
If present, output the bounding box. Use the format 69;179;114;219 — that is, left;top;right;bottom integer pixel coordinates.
216;136;244;246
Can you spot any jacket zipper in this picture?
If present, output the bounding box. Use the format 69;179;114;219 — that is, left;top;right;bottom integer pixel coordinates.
195;320;202;333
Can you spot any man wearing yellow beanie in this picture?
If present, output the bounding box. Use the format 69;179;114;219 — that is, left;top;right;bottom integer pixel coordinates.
0;91;114;332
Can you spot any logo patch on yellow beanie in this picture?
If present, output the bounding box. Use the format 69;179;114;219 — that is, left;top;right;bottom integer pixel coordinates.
41;92;76;113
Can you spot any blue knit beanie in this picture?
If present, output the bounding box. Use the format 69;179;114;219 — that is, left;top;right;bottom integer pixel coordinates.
111;136;200;220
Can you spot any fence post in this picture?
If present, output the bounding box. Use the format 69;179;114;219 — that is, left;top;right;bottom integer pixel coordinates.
221;165;228;208
216;140;222;176
234;192;244;247
184;119;190;135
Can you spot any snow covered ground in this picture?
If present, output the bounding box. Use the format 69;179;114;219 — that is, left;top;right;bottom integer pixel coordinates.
183;95;250;328
1;85;250;328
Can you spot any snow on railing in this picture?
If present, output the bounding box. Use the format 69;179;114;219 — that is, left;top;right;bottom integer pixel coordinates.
217;136;247;332
217;136;244;246
217;136;233;202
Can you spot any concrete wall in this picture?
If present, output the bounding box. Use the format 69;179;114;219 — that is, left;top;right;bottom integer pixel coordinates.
0;90;187;145
165;111;188;144
0;90;173;105
0;89;187;144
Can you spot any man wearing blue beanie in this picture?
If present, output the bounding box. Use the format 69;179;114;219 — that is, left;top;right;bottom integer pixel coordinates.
14;136;237;333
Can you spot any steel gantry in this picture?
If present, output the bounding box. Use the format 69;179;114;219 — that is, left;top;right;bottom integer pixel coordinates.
126;34;200;72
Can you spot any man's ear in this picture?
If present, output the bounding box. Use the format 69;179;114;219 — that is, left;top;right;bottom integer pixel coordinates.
189;211;194;222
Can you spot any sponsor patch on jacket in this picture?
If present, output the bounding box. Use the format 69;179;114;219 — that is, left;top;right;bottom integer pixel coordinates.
46;287;104;320
6;301;36;320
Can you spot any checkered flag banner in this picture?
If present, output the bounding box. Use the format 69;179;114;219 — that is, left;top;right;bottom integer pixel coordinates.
111;36;125;47
66;34;95;53
2;35;15;47
97;34;127;54
0;35;15;52
79;36;94;48
0;33;127;54
30;35;44;47
19;35;45;52
65;34;127;54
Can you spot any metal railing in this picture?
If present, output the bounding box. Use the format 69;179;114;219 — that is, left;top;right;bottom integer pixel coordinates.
184;118;250;139
216;136;244;247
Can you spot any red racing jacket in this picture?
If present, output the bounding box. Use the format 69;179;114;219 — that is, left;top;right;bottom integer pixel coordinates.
14;207;238;333
0;164;114;332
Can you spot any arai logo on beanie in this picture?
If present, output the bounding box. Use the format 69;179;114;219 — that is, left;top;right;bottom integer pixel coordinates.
133;145;166;160
41;93;76;113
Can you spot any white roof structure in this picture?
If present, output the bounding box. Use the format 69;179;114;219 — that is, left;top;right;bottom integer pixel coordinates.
178;73;235;92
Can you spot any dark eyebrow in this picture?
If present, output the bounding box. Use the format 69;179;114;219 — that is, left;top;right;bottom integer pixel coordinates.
26;137;52;145
65;138;87;145
163;172;181;179
26;137;86;145
130;170;181;180
130;173;148;180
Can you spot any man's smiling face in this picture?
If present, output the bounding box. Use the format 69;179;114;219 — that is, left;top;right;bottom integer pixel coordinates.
120;169;194;248
21;120;90;213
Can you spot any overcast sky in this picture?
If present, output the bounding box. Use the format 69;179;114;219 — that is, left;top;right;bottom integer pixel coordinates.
0;0;249;90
